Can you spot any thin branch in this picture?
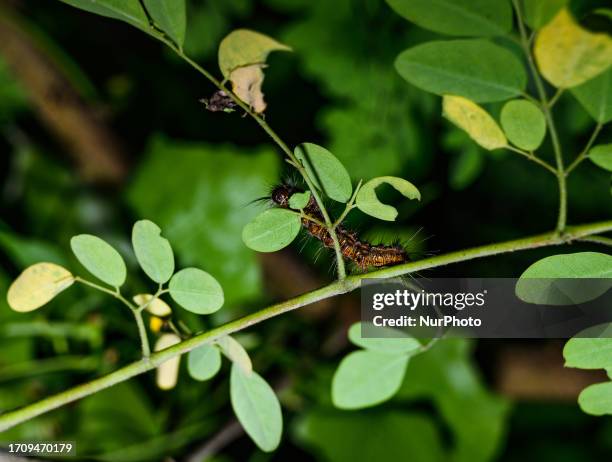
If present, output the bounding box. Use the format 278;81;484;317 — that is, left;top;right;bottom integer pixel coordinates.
566;123;603;175
505;145;557;174
1;219;611;432
547;88;564;109
578;235;612;247
332;180;362;230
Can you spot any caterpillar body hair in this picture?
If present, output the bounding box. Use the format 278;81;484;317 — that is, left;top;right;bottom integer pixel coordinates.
270;184;408;270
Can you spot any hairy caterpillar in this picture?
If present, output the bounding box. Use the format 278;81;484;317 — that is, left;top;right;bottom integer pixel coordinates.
270;184;408;270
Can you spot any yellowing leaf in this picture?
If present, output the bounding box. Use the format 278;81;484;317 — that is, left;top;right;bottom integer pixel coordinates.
155;333;181;390
133;293;172;317
442;95;507;150
7;263;74;312
230;64;267;114
534;8;612;88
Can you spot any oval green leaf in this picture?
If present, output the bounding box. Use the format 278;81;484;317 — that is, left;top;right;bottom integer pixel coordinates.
572;68;612;123
59;0;149;32
7;263;74;312
332;350;409;409
230;365;283;452
348;322;421;355
132;220;175;284
564;336;612;370
589;144;612;171
169;268;224;314
500;99;547;151
187;344;222;381
395;39;527;103
295;143;352;203
578;381;612;416
218;29;291;78
534;8;612;88
356;176;421;221
289;191;311;210
216;335;252;375
443;95;507;151
143;0;186;47
387;0;512;37
516;252;612;305
70;234;127;287
242;209;301;252
154;333;181;390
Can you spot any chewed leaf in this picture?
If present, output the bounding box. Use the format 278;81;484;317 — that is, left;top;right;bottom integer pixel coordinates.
132;220;175;284
242;209;301;252
295;143;352;203
218;29;291;78
230;64;267;114
169;268;224;314
589;144;612;172
348;322;421;355
443;95;507;151
535;8;612;88
288;191;311;210
187;344;222;381
217;335;252;375
70;234;127;287
356;176;420;221
7;263;74;312
133;293;172;317
500;100;547;151
154;333;182;390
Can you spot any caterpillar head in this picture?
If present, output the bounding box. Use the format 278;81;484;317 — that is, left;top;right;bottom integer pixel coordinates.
270;184;298;208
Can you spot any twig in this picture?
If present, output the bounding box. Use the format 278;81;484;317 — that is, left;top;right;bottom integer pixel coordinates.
566;123;603;175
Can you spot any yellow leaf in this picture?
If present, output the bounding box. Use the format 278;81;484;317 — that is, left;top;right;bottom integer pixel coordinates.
155;333;181;390
534;9;612;88
442;95;507;150
218;29;291;78
230;64;267;114
7;263;74;312
133;293;172;317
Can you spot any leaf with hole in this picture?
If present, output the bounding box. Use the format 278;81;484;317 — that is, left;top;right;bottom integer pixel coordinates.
229;64;267;114
230;364;283;452
154;333;181;390
242;209;301;252
589;144;612;172
332;350;409;409
217;335;252;375
7;263;74;313
578;382;612;416
187;344;222;381
132;220;175;284
295;143;352;203
534;8;612;88
500;100;546;151
443;96;507;151
356;176;420;221
348;322;421;354
395;39;527;103
289;191;311;210
169;268;224;314
572;68;612;123
143;0;186;48
71;234;127;287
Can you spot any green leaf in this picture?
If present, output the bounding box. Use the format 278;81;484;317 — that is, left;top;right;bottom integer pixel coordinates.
500;99;547;151
443;95;507;150
143;0;186;47
59;0;150;32
294;143;352;203
348;322;421;355
187;344;221;381
572;68;612;123
395;39;527;103
216;335;252;375
589;144;612;171
522;0;567;29
242;209;301;252
356;176;421;221
218;29;291;78
332;350;409;409
288;191;311;210
516;252;612;305
7;263;74;313
534;8;612;88
132;220;175;284
564;337;612;370
387;0;512;37
169;268;224;314
70;234;127;287
230;365;283;452
578;381;612;416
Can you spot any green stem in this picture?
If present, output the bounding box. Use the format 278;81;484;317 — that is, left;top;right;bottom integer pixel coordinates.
132;309;151;358
505;146;557;174
332;180;362;229
566;123;603;175
513;0;567;234
2;219;611;432
578;235;612;247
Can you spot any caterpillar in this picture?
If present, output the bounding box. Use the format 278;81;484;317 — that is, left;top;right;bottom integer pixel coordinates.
270;184;408;270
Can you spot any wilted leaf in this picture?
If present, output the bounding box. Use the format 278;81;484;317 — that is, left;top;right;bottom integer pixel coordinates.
348;322;421;354
143;0;186;47
356;176;421;221
230;64;267;114
154;333;181;390
443;95;507;151
7;263;74;313
70;234;127;287
242;209;301;252
133;294;172;317
534;8;612;88
132;220;175;284
590;144;612;171
169;268;224;314
217;335;252;375
295;143;352;203
187;344;221;381
572;68;612;123
500;99;547;151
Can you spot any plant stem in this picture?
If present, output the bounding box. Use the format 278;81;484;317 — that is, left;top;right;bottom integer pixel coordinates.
505;146;557;174
2;219;611;432
132;309;150;358
566;123;603;175
513;0;567;234
332;180;362;229
578;235;612;247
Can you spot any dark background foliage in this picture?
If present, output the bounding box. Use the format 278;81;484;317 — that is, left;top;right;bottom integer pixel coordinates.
0;0;610;460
